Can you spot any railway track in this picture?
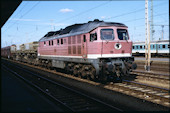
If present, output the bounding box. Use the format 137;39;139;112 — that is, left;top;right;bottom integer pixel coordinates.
136;65;169;73
135;61;169;73
2;58;170;109
1;60;122;112
129;70;169;85
105;80;170;107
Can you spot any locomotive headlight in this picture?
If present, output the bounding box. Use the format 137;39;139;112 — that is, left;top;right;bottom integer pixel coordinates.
115;43;122;50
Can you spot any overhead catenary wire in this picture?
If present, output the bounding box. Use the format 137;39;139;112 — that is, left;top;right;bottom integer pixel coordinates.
123;13;168;23
4;1;112;36
3;1;40;33
132;20;169;28
3;1;167;32
103;1;167;21
10;1;28;20
3;1;109;34
2;1;168;47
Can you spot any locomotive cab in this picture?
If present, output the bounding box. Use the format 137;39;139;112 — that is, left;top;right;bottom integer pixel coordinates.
87;25;137;81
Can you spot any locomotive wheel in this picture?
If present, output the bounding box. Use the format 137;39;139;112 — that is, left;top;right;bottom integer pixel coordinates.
81;65;87;79
34;58;39;66
77;64;83;77
73;65;79;77
80;65;96;80
113;71;122;82
66;63;74;74
47;61;53;70
87;65;96;81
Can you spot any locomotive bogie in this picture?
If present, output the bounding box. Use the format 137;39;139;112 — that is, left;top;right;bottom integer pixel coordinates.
99;57;136;81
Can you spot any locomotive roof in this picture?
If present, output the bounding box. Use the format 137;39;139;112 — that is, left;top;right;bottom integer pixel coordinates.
39;19;127;42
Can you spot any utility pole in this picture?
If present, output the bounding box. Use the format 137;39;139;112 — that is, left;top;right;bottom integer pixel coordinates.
151;25;168;40
150;0;154;41
148;22;151;70
161;25;164;40
145;0;150;71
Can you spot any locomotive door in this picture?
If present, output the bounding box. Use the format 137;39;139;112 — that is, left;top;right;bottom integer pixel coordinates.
82;34;87;58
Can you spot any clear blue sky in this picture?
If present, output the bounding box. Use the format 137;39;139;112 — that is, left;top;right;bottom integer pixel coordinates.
1;0;169;47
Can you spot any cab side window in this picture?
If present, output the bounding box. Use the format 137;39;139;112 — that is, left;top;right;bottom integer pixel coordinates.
52;40;53;46
83;35;86;42
90;33;97;42
61;39;63;45
57;39;59;45
49;41;51;46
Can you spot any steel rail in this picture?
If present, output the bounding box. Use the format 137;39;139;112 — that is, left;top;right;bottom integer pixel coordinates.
122;80;169;93
1;64;74;112
132;70;169;76
2;58;170;108
122;80;170;106
136;64;169;72
106;80;170;107
1;60;122;112
130;70;169;83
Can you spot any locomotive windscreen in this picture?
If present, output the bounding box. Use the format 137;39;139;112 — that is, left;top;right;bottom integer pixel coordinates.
117;29;129;40
101;29;114;40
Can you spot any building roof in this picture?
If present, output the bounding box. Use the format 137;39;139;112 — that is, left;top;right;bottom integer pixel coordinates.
39;19;127;42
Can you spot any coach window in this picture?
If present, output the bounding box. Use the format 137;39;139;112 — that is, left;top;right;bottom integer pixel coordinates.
136;46;138;49
140;46;142;49
143;45;145;49
159;45;161;48
83;35;86;42
101;29;114;40
153;45;155;49
44;41;46;46
61;39;63;45
162;45;165;49
57;39;59;45
132;46;134;49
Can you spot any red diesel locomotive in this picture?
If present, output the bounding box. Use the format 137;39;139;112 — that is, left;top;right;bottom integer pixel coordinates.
38;19;137;81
